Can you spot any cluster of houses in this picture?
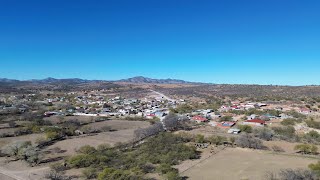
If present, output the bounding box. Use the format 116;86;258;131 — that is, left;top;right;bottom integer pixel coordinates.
219;102;267;112
184;101;317;135
44;94;177;121
6;90;313;136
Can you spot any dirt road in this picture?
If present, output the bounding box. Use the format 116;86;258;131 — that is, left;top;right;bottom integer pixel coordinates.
0;166;49;180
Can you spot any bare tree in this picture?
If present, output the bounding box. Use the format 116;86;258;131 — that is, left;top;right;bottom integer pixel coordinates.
235;134;264;149
134;122;164;141
162;113;179;131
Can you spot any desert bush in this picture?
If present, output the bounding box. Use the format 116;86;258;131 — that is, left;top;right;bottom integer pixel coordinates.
2;141;31;157
162;113;180;131
272;126;297;142
2;141;41;166
100;125;113;132
235;134;264;149
271;145;285;153
97;167;142;180
77;145;97;155
133;122;164;141
294;144;318;155
50;163;67;173
220;116;233;122
238;125;253;133
207;135;227;146
303;130;320;144
265;169;317;180
82;167;98;179
45;170;71;180
309;161;320;177
306;119;320;130
280;119;296;126
195;134;205;143
253;128;274;141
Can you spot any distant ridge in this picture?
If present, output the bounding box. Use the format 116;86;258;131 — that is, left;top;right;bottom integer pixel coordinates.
117;76;202;84
0;76;203;85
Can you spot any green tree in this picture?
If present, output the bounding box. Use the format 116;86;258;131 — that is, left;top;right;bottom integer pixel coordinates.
238;125;253;133
309;161;320;177
195;134;205;143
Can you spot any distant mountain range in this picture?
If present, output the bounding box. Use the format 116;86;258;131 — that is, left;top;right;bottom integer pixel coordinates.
117;76;201;84
0;76;201;85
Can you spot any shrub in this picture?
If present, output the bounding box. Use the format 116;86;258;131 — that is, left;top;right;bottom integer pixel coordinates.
265;169;317;180
304;130;320;144
238;125;253;133
306;119;320;129
50;163;67;173
77;145;97;155
207;135;227;146
82;167;98;179
156;164;177;175
235;134;263;149
272;126;296;141
45;170;71;180
309;161;320;177
271;145;285;153
195;134;205;143
2;141;41;166
253;128;274;141
220;116;233;122
281;119;296;126
294;144;318;155
97;168;142;180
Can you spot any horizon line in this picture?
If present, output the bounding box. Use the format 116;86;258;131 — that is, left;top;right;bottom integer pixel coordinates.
1;76;319;87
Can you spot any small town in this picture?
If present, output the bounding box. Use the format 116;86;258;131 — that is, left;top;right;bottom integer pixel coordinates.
2;83;320;180
2;0;320;179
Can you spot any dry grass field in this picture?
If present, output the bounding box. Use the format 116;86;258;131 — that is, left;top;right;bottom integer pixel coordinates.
180;148;319;180
0;133;45;147
47;129;142;156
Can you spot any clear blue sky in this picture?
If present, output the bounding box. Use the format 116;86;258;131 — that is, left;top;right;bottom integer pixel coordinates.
1;0;320;85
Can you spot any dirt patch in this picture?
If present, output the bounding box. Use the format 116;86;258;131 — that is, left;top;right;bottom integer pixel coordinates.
0;134;45;147
0;173;15;180
47;129;139;156
45;120;150;156
180;148;318;180
87;120;150;131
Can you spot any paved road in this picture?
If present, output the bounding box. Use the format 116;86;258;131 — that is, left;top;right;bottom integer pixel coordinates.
150;90;175;102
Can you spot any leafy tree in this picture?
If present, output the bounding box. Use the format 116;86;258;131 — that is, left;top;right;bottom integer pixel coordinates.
238;125;253;133
294;144;318;155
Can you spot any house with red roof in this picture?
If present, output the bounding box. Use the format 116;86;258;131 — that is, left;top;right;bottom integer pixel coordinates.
192;116;208;123
243;119;266;127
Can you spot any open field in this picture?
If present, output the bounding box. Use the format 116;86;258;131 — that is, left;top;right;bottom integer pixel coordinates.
0;174;15;180
0;134;44;147
87;119;150;131
181;148;319;180
0;158;50;180
47;129;142;156
43;120;150;156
